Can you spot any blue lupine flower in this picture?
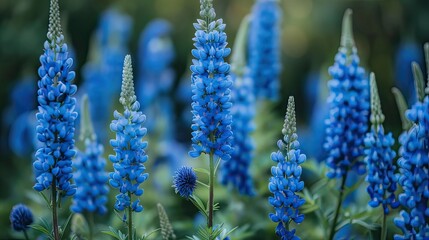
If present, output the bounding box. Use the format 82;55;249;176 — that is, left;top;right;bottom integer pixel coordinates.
220;69;255;196
9;111;38;157
269;96;306;240
324;10;369;179
189;0;233;161
109;55;149;213
10;204;33;232
248;0;282;100
173;166;197;198
394;47;429;239
364;73;399;215
33;0;77;197
71;95;109;215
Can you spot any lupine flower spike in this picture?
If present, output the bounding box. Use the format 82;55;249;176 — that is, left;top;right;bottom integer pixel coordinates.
33;0;77;238
71;94;109;217
394;43;429;240
364;73;399;240
248;0;282;100
109;55;149;240
220;15;256;196
10;204;33;240
324;9;369;240
269;96;306;240
189;0;233;230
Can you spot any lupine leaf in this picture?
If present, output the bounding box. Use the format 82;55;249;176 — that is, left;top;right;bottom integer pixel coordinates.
193;168;210;176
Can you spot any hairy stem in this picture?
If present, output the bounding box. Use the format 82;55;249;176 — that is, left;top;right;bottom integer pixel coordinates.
328;172;348;240
381;212;387;240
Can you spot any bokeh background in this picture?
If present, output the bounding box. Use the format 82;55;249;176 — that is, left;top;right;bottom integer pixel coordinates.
0;0;428;239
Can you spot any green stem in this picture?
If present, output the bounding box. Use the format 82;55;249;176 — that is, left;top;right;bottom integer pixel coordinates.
208;151;214;233
89;212;94;240
23;229;29;240
381;212;387;240
328;172;348;240
52;180;59;240
128;194;133;240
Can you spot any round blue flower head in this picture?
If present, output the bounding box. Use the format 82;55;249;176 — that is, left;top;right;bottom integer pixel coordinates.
109;55;149;213
10;204;34;232
189;0;233;161
173;166;197;198
324;10;369;179
33;0;77;197
71;95;109;215
220;16;255;196
394;43;429;240
269;96;306;240
248;0;282;101
364;73;399;215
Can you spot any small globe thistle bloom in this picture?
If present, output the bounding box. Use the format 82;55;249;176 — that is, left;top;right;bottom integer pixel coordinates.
71;95;109;215
189;0;233;161
109;55;149;213
324;10;369;179
394;44;429;239
364;73;399;214
268;97;306;240
10;204;34;232
33;0;77;197
173;166;197;198
248;0;282;100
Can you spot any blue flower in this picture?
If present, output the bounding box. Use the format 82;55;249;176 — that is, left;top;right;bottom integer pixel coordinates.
109;55;149;213
173;166;197;198
394;95;429;239
72;139;109;215
248;0;282;100
33;0;77;197
323;12;369;179
268;97;305;240
364;73;399;214
189;2;233;161
220;70;255;196
10;204;34;232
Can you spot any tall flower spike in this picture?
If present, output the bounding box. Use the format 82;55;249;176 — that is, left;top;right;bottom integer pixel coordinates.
109;55;149;213
364;73;399;215
248;0;282;100
324;9;369;179
33;0;77;196
71;95;109;215
220;15;255;196
394;44;429;240
268;96;306;240
189;0;233;160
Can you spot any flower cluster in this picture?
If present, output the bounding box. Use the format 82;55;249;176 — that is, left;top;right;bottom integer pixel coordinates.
395;95;429;239
269;97;306;240
364;73;399;214
324;10;369;179
72;139;109;215
10;204;33;232
109;55;149;212
33;0;77;197
189;0;233;161
220;70;255;196
248;0;282;100
173;166;197;198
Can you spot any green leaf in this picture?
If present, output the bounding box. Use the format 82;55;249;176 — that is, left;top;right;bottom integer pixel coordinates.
60;213;74;240
139;228;160;240
301;203;320;214
193;168;210;176
30;224;53;239
190;195;208;218
39;191;52;209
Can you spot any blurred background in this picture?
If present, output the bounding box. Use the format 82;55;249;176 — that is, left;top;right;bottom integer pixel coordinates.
0;0;428;239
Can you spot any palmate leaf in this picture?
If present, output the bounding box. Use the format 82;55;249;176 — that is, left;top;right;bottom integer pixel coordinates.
101;226;127;240
139;228;160;240
60;213;74;240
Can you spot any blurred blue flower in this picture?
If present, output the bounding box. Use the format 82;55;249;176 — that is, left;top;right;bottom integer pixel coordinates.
394;95;429;239
10;204;33;232
109;55;148;213
248;0;282;101
33;1;77;196
268;97;305;240
72;139;109;215
173;166;197;198
324;36;369;179
220;70;255;196
189;13;233;160
9;111;38;157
